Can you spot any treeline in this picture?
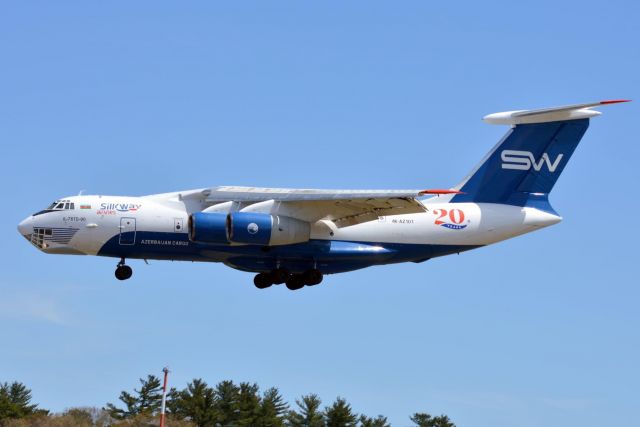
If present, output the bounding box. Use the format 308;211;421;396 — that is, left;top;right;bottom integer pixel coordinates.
1;376;455;427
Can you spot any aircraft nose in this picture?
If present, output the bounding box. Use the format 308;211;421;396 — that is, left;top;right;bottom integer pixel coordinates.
18;216;33;238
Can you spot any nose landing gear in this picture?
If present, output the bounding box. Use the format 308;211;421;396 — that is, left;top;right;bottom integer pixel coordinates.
115;258;133;281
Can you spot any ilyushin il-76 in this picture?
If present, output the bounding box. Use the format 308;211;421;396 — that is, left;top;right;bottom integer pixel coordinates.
18;100;628;290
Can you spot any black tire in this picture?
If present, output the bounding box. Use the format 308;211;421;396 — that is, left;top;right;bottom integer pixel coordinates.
253;273;273;289
115;265;133;281
272;268;290;285
285;275;304;290
303;269;323;286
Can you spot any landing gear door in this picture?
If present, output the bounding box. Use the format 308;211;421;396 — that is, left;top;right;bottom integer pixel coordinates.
119;217;136;245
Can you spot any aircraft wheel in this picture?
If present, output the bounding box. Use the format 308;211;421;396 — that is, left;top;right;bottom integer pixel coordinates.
115;265;133;281
303;269;323;286
285;275;304;291
272;268;290;285
254;273;273;289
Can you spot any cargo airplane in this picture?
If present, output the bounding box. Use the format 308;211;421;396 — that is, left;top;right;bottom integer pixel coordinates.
18;100;628;290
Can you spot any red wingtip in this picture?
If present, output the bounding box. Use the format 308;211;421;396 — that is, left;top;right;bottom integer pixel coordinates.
419;189;465;195
600;99;632;104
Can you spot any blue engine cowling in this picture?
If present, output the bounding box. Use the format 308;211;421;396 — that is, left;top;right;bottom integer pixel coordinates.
188;212;229;244
228;212;311;246
228;212;274;245
189;211;310;246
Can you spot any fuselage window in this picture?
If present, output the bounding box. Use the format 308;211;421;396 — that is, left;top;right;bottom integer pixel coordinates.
70;203;75;210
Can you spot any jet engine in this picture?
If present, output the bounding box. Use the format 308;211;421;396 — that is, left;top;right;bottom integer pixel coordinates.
188;212;310;246
188;212;228;244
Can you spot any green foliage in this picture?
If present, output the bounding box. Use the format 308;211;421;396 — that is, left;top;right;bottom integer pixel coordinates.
168;378;218;427
168;379;288;427
213;379;240;426
359;414;391;427
286;393;325;427
0;381;44;422
323;397;358;427
236;382;261;426
104;375;163;420
1;377;458;427
257;387;288;427
410;412;456;427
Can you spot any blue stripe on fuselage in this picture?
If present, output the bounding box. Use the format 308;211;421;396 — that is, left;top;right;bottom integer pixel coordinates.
97;231;480;274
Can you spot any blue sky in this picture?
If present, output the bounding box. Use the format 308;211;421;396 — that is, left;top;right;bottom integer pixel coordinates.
1;1;638;426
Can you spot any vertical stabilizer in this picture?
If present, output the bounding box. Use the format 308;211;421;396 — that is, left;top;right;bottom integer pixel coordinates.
448;100;629;209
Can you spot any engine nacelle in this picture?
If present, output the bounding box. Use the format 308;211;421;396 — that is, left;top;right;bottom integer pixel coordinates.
188;212;311;246
188;212;229;244
228;212;310;246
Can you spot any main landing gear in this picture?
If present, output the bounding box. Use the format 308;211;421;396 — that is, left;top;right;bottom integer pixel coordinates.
115;258;133;281
253;268;323;290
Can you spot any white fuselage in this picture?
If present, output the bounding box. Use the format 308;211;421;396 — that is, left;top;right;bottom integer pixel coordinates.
18;194;561;272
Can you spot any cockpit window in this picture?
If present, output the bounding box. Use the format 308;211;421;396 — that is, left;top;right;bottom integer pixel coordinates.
35;200;75;216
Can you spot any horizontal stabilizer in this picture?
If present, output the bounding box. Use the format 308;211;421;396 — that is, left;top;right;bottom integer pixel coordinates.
483;99;630;125
418;189;464;195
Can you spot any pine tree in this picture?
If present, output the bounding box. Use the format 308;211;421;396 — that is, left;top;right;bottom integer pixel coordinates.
236;382;261;426
410;412;433;427
105;374;163;420
0;381;42;421
410;412;456;427
168;378;218;427
213;380;240;426
432;415;455;427
359;414;390;427
286;394;325;427
257;387;288;427
323;397;357;427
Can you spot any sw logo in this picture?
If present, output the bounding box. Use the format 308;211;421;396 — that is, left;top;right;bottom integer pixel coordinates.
501;150;564;172
433;208;468;230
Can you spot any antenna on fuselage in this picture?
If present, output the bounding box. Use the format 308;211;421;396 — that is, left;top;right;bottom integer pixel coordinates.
78;190;85;196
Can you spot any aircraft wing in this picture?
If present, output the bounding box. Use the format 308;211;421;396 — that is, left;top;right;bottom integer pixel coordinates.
159;186;453;227
202;186;427;227
202;186;426;202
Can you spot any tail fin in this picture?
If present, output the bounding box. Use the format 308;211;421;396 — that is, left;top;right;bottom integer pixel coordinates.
449;100;629;208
